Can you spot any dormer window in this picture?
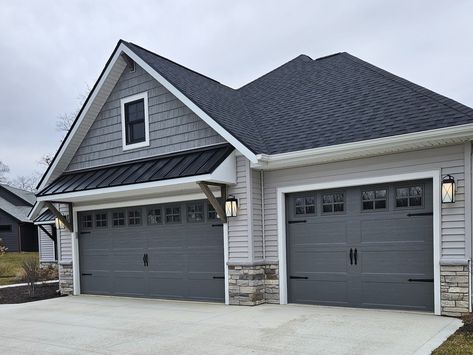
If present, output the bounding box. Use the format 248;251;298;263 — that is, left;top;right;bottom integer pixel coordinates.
120;92;150;150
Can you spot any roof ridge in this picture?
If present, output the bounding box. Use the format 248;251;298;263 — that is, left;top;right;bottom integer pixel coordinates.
341;53;473;120
237;54;312;91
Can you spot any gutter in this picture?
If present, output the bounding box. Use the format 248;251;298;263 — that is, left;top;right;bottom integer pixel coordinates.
253;123;473;170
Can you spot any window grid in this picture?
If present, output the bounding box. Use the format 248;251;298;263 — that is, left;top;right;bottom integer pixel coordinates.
208;203;218;220
187;203;204;223
124;99;145;145
95;213;108;228
322;192;344;213
81;215;93;229
147;208;162;225
295;196;316;215
112;212;125;227
362;189;387;211
165;207;181;223
128;209;141;226
396;186;423;208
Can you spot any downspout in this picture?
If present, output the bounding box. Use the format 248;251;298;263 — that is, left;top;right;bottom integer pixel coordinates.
261;170;266;260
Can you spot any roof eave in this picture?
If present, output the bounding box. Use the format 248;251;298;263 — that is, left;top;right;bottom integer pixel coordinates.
253;123;473;170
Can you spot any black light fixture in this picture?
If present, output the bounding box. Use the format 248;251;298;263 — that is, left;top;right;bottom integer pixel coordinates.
225;195;238;217
441;175;456;204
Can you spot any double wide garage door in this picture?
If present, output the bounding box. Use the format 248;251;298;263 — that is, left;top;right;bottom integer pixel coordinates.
79;199;224;302
287;179;434;311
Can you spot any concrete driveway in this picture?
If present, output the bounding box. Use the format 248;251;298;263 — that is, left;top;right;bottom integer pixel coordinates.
0;296;461;355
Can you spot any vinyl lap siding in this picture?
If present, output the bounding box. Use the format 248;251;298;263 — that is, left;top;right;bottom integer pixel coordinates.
0;210;18;252
67;63;225;171
228;156;249;261
251;169;264;261
39;225;56;262
262;144;469;261
58;204;72;263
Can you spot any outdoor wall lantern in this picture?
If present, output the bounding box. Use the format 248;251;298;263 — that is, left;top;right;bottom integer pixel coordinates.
225;195;238;217
441;175;456;204
55;217;65;230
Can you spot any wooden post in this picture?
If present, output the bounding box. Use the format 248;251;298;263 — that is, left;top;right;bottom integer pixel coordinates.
44;202;73;232
198;182;227;223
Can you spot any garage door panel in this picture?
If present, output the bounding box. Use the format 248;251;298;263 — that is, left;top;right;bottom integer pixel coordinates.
361;249;433;274
287;179;434;311
361;218;432;243
361;281;433;311
289;222;348;244
79;200;224;302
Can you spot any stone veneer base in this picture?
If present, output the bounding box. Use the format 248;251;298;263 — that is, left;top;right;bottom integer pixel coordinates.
440;265;470;317
58;262;73;295
228;263;279;305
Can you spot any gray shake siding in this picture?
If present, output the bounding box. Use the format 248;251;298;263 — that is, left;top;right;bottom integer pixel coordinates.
262;143;469;261
67;63;225;171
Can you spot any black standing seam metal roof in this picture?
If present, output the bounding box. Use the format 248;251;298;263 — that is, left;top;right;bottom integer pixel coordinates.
34;210;55;223
38;144;234;196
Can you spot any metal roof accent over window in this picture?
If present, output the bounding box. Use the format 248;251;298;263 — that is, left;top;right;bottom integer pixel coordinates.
38;144;234;197
34;209;55;223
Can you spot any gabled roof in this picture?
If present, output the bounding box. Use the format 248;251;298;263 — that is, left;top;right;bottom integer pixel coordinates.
0;184;35;205
36;40;473;191
0;199;32;222
34;209;55;224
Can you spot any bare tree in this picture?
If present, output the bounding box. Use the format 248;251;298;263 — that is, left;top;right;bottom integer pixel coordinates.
0;161;9;183
10;175;38;192
56;85;91;138
39;154;53;167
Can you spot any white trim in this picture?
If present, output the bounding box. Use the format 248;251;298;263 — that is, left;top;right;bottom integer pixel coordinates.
276;170;442;315
224;223;230;305
73;191;220;212
34;220;55;226
255;123;473;170
37;49;126;191
72;208;80;295
120;45;258;163
120;91;150;151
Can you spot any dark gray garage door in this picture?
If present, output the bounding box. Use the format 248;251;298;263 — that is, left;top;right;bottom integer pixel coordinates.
287;179;433;311
79;199;224;302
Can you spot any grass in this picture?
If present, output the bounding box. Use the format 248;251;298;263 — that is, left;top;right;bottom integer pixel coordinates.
0;252;39;286
433;314;473;354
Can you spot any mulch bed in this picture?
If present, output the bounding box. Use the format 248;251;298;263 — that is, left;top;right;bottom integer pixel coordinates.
0;282;63;304
433;314;473;354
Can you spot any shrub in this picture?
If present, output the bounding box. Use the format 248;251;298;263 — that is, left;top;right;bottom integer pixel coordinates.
0;238;7;255
19;255;41;297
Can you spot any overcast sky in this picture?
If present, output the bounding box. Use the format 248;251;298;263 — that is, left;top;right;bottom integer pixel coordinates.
0;0;472;179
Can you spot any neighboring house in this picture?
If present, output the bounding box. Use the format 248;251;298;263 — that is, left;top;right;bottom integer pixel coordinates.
29;40;473;317
33;209;57;265
0;184;38;252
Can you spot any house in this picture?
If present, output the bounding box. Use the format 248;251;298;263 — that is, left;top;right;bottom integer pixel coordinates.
29;40;473;317
0;184;38;252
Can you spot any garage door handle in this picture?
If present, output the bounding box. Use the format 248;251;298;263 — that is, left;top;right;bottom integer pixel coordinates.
143;253;149;267
349;248;353;265
290;276;308;279
408;278;434;282
213;276;225;279
354;248;358;265
81;273;92;276
288;220;307;224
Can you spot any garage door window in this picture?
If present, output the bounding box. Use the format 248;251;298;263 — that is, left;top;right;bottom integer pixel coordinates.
0;225;12;232
187;203;204;223
112;212;125;227
147;208;162;225
81;214;93;229
295;196;316;215
208;203;218;220
396;186;423;208
322;192;344;213
362;189;387;211
128;209;142;226
95;213;108;228
165;207;181;223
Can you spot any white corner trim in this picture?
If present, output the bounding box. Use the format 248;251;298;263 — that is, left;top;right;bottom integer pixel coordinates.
120;91;150;151
120;44;258;163
276;170;442;315
255;123;473;170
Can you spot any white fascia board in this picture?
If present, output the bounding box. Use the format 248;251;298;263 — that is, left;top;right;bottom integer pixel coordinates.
37;49;125;192
120;44;258;164
254;123;473;170
34;221;55;226
28;201;44;221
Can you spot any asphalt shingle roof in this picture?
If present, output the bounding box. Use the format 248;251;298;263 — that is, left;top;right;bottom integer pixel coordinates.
125;42;473;155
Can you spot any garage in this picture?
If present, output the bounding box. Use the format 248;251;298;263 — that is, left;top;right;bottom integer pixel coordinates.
286;179;434;311
78;199;224;302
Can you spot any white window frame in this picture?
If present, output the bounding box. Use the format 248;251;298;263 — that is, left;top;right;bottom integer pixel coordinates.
120;92;150;151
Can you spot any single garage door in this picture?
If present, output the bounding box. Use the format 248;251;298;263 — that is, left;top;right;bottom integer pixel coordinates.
79;199;224;302
286;179;433;311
